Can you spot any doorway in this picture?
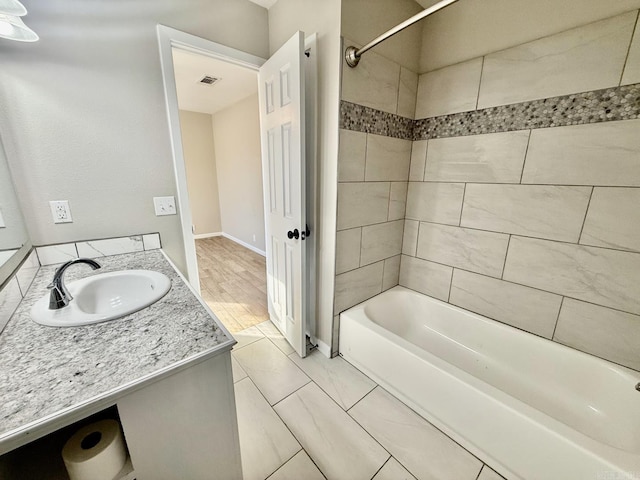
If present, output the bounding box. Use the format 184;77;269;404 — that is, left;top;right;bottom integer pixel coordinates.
157;26;316;356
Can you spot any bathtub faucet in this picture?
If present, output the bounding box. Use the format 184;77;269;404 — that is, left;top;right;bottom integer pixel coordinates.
47;258;102;310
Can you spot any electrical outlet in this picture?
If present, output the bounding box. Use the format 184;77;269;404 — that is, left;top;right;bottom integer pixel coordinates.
253;234;256;242
0;208;5;228
153;196;177;216
49;200;73;224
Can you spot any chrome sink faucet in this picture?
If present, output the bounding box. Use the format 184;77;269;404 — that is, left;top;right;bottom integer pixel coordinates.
48;258;101;310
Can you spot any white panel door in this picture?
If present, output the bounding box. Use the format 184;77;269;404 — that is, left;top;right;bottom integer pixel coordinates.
258;31;307;357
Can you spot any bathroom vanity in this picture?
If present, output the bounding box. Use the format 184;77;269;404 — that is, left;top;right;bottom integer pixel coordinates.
0;250;242;479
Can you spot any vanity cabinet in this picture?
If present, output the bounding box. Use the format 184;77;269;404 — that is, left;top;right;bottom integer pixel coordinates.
0;350;242;480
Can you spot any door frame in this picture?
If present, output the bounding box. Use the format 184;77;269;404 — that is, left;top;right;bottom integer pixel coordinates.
156;25;266;292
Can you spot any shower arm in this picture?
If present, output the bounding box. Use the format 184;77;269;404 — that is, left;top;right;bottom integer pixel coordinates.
345;0;459;68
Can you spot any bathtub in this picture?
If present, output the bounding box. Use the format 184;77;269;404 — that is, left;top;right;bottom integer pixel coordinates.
339;286;640;480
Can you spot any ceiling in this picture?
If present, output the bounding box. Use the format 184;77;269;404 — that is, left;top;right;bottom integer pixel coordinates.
172;49;258;116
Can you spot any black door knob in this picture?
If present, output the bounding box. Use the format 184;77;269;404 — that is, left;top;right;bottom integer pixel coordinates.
287;229;300;240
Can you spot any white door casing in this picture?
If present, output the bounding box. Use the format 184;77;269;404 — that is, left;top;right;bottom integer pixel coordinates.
258;31;306;357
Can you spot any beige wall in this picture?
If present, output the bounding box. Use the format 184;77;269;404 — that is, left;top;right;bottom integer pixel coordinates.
179;110;222;236
212;94;265;252
418;0;640;72
342;0;423;72
0;0;269;275
269;0;342;350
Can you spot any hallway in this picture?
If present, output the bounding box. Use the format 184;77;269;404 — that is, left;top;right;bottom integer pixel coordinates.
196;236;269;332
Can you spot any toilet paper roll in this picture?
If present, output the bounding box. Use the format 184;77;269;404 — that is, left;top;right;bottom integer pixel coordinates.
62;419;127;480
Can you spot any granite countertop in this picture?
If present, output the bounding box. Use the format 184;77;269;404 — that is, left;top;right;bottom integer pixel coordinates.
0;250;233;452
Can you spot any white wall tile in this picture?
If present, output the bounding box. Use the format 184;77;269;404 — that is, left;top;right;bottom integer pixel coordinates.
388;182;408;221
76;236;143;258
621;11;640;86
334;261;384;313
399;255;452;301
405;183;465;225
275;383;389;480
361;221;404;266
365;135;412;182
382;255;401;291
335;228;362;275
503;236;640;315
15;249;40;295
337;182;390;230
0;277;22;333
425;130;530;183
450;269;562;338
234;377;301;480
342;40;400;114
580;187;640;252
349;387;482;480
397;67;418;119
522;120;640;186
478;12;637;108
36;243;78;266
461;185;591;242
142;233;161;250
417;223;509;278
415;58;483;118
555;298;640;371
409;140;428;181
338;129;367;182
402;220;419;256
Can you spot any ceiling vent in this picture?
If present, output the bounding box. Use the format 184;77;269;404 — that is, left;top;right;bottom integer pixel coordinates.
199;75;221;86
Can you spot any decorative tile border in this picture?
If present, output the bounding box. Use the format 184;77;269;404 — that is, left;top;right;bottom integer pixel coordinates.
340;83;640;141
340;101;413;140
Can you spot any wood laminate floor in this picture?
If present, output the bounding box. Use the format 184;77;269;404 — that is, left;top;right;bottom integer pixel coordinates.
196;236;269;333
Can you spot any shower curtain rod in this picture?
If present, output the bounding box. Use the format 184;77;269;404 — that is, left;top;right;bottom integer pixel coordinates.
345;0;459;67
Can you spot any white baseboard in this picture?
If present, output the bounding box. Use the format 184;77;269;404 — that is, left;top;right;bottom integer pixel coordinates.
193;232;222;240
314;339;331;358
221;233;266;257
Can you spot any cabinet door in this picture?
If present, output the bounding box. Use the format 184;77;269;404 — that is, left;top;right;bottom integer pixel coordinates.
117;353;241;480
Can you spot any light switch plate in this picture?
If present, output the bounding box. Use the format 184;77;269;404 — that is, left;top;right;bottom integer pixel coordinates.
153;196;177;216
0;208;5;228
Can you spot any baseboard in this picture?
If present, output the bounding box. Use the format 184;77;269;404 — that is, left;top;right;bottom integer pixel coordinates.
221;233;266;257
193;232;222;240
314;339;331;358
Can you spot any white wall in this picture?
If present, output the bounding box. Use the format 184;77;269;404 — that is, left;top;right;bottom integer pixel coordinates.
418;0;640;72
179;110;222;236
269;0;342;350
0;0;269;274
212;94;266;252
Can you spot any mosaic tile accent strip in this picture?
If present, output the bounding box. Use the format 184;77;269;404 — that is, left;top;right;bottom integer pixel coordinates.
340;101;413;140
340;83;640;141
414;83;640;140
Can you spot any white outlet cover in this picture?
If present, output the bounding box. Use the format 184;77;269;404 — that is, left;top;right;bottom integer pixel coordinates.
49;200;73;224
0;208;5;228
153;196;177;216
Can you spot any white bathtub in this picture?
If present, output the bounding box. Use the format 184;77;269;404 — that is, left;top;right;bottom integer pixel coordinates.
339;286;640;480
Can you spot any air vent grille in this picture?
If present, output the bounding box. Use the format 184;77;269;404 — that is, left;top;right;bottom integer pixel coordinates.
199;76;221;85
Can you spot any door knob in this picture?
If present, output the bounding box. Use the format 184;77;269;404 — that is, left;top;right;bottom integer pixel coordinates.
287;229;300;240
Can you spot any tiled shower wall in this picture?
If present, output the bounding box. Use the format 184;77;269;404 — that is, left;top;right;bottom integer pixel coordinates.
336;9;640;371
332;39;418;354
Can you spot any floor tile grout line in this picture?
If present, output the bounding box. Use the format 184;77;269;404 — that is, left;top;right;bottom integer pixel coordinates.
263;447;304;480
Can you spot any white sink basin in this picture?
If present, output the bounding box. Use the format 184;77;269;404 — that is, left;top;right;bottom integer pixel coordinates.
30;270;171;327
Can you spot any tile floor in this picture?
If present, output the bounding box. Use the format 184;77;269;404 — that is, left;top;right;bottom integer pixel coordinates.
232;321;507;480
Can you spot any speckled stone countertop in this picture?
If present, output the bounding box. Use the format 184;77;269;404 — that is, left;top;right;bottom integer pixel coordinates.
0;250;233;452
